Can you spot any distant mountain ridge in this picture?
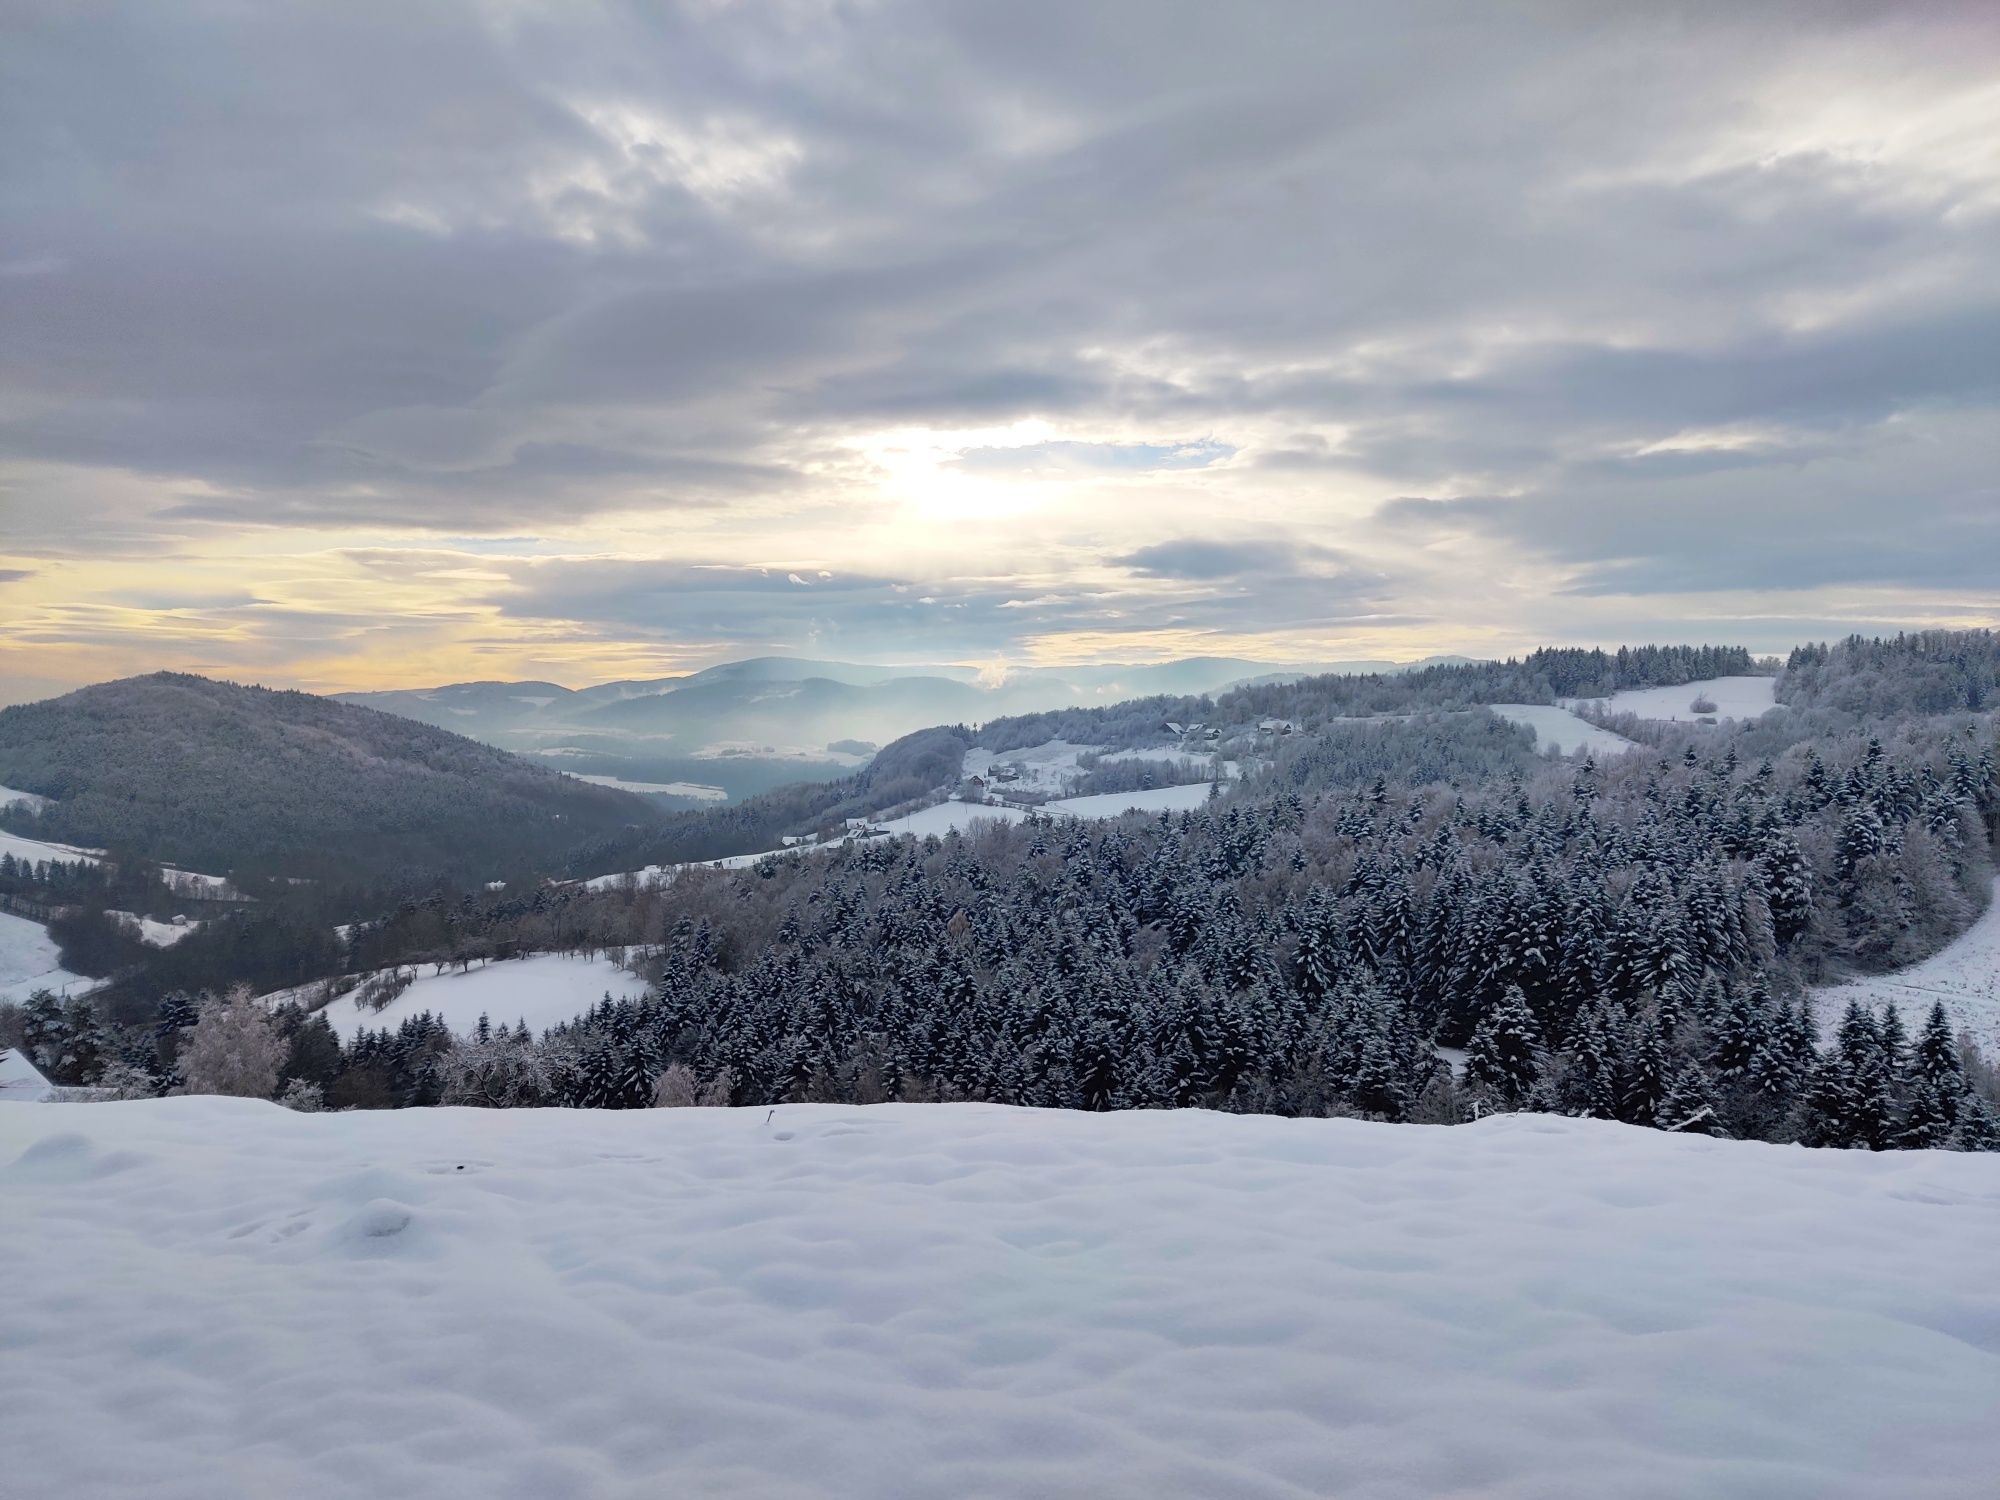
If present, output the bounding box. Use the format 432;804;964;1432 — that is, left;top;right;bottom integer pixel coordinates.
0;673;657;883
338;654;1476;783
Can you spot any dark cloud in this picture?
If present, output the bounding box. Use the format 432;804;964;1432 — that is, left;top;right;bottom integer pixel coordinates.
1376;408;2000;595
4;0;1999;658
487;547;1399;659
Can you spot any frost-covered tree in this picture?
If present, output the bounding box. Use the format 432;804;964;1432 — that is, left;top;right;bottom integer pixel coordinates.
175;987;284;1100
277;1078;327;1112
651;1062;698;1107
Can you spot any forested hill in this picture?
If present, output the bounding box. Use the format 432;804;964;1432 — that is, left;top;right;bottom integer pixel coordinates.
0;673;658;883
1781;631;2000;716
960;644;1761;754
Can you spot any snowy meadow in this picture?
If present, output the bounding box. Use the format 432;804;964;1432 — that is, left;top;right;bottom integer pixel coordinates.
4;1099;1997;1500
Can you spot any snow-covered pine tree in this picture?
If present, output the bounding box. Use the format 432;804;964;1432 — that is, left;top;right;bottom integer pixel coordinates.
1463;984;1542;1108
1657;1063;1725;1136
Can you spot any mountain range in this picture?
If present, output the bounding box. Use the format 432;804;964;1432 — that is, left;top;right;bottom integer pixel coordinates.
339;654;1471;799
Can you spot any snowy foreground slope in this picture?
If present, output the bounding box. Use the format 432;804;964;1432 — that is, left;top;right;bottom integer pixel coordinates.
4;1103;1997;1500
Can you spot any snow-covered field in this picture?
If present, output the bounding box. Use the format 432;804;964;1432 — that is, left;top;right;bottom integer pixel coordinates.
872;799;1030;839
1490;704;1639;758
160;865;244;900
0;910;91;1003
1813;878;2000;1054
0;782;48;812
0;828;104;867
582;863;680;890
107;910;201;947
1566;675;1777;723
311;954;651;1038
871;784;1217;841
1044;781;1218;817
3;1102;1995;1500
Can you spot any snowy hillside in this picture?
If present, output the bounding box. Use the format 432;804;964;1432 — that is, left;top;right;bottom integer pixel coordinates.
2;1101;1995;1499
1813;878;2000;1054
871;798;1027;839
599;782;1233;887
1489;704;1638;758
0;909;90;1003
308;954;651;1038
1044;781;1217;817
872;782;1218;837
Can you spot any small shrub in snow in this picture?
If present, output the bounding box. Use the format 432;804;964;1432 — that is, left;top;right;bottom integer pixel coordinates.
92;1060;164;1101
278;1078;327;1112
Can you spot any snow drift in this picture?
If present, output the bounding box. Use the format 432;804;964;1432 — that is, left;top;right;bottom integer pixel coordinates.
3;1101;1996;1499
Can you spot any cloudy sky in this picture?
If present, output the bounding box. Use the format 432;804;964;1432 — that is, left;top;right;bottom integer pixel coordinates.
4;1;1997;699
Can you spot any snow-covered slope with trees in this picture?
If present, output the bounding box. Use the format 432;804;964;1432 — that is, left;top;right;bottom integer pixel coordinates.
0;828;103;868
307;955;652;1038
2;1101;1995;1499
1813;878;2000;1054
